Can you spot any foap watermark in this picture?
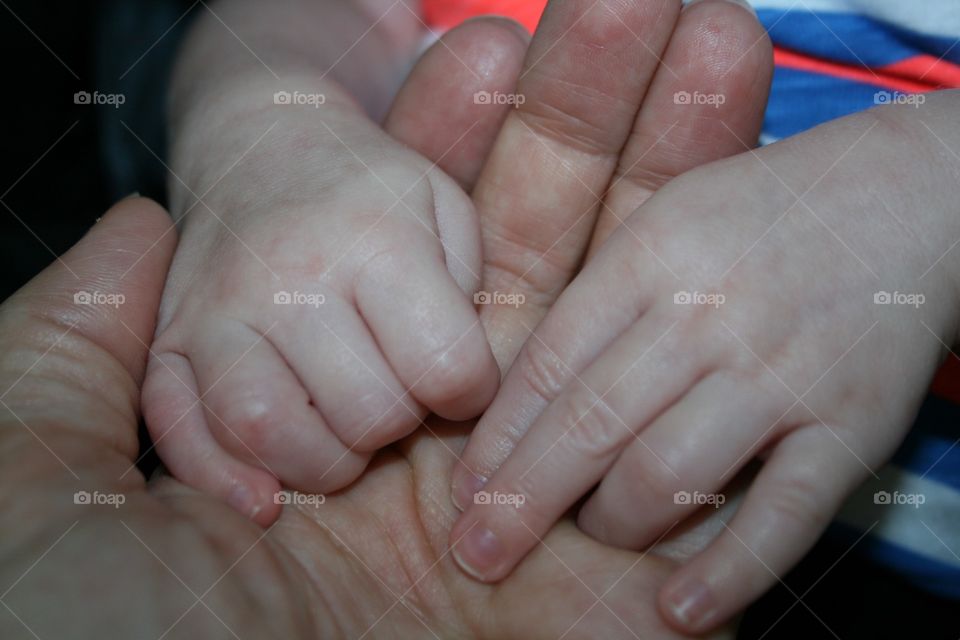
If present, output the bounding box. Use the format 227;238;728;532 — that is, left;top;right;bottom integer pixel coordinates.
473;90;525;107
674;490;725;509
475;290;525;308
74;90;125;109
673;90;726;108
874;91;925;108
274;491;326;507
74;490;126;509
874;291;924;308
74;290;125;308
874;490;925;508
674;290;725;309
474;490;526;508
274;90;326;108
274;290;325;308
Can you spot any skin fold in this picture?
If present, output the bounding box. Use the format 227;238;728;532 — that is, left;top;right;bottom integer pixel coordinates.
0;14;748;638
0;198;739;639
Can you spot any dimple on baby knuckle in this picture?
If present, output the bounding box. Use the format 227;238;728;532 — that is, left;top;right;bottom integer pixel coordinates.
215;396;287;452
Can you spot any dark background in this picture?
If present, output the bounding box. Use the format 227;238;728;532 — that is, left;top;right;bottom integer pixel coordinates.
0;2;955;638
1;1;107;299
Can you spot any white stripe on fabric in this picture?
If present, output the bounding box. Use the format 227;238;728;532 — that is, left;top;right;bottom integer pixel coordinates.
742;0;960;39
836;465;960;568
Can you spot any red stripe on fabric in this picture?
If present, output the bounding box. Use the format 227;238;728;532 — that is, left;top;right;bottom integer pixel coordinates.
878;54;960;89
773;47;940;93
422;0;546;33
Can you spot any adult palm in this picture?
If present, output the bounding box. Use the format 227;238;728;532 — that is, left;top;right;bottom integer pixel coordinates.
0;196;733;639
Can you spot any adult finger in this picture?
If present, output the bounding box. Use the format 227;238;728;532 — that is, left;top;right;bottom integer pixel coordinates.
384;17;529;191
474;0;682;370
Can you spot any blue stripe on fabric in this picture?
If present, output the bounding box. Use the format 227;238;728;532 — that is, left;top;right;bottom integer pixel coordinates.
757;9;960;66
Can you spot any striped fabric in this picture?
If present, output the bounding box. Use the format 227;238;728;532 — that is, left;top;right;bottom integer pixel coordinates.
421;0;960;599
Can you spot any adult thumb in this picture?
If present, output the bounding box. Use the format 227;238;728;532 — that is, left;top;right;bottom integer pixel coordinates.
0;196;176;458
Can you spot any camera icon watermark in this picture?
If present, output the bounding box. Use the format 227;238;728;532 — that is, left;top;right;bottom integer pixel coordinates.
74;290;125;308
474;490;526;508
673;490;725;509
273;90;326;108
873;490;925;508
474;290;526;308
74;90;126;109
873;290;924;308
274;290;326;308
73;490;126;509
473;90;526;107
673;90;726;108
673;290;725;309
273;491;326;507
873;91;925;108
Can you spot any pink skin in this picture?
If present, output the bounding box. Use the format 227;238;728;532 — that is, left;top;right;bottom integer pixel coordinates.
142;2;515;524
456;0;772;489
449;8;960;636
0;196;737;640
0;21;741;635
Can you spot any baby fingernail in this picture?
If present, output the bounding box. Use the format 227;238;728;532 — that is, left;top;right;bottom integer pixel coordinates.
664;578;717;629
228;484;259;520
452;524;502;581
451;471;487;511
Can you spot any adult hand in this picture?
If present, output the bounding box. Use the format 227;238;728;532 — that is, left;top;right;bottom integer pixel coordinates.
0;19;736;639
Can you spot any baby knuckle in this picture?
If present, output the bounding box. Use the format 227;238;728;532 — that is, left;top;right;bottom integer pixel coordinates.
556;392;625;463
415;348;479;398
217;401;278;452
355;239;410;278
509;476;555;528
764;476;828;531
316;452;371;492
625;448;681;499
516;337;571;406
365;403;419;444
328;389;417;449
357;218;438;263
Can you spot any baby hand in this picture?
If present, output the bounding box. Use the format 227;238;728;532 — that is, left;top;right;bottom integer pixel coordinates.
141;52;515;525
451;91;960;632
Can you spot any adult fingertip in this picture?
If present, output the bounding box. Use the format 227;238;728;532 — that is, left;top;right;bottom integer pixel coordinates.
685;0;756;17
460;15;531;45
103;194;173;230
384;15;528;190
